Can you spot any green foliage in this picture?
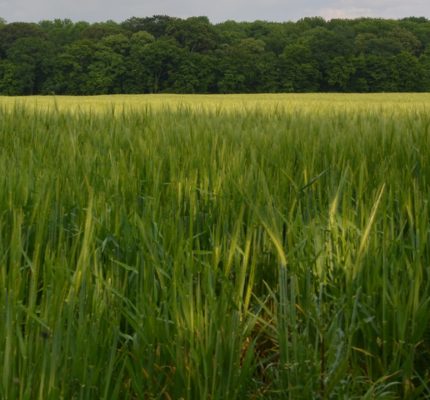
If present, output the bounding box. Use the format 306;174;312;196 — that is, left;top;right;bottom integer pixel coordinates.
50;40;97;94
280;43;321;92
121;15;178;37
0;16;430;94
0;22;46;56
217;38;273;93
166;16;219;52
0;37;54;95
38;19;89;47
327;56;356;91
130;37;182;93
80;20;124;40
420;48;430;90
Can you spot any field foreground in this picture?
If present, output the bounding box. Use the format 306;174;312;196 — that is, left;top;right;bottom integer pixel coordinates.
1;94;430;399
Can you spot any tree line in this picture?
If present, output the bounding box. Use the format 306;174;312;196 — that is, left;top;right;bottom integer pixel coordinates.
0;15;430;95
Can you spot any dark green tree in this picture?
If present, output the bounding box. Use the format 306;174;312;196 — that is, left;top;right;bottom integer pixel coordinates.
393;51;423;91
49;40;97;94
361;55;398;92
169;52;217;93
38;19;89;47
0;22;45;56
216;38;276;93
419;48;430;90
0;36;54;95
80;20;125;40
127;31;155;93
0;15;428;94
327;57;356;91
130;37;182;93
85;39;129;94
280;43;320;92
165;16;219;52
121;15;178;38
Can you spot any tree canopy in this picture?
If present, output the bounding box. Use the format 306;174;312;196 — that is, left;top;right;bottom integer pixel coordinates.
0;15;429;94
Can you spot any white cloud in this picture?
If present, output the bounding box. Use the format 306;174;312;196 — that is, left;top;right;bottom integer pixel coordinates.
319;8;372;20
318;0;430;20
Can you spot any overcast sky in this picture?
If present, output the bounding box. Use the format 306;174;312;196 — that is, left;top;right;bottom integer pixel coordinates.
0;0;429;24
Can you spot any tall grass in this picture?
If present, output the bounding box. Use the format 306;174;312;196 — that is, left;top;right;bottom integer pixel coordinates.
0;99;430;399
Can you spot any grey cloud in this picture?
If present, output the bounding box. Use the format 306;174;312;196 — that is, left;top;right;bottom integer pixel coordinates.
0;0;428;23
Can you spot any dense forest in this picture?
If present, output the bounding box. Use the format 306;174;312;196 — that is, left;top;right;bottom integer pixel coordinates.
0;15;430;94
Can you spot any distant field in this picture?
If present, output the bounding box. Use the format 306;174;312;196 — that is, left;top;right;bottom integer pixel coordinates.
1;95;430;399
2;93;430;114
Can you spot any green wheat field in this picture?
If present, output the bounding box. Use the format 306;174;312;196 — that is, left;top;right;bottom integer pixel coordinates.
1;94;430;399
